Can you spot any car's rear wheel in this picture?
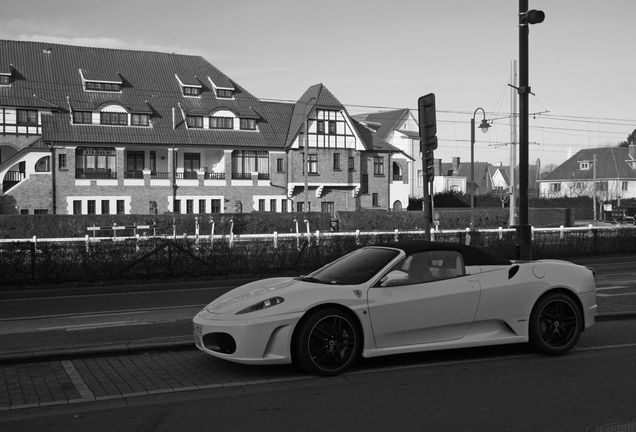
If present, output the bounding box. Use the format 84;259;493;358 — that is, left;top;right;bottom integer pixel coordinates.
293;308;361;376
529;292;582;355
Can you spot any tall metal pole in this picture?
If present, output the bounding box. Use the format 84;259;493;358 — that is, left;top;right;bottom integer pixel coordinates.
509;60;518;227
470;116;476;229
304;116;309;212
517;0;532;259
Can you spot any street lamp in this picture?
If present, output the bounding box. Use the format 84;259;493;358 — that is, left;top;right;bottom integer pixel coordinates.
470;108;491;229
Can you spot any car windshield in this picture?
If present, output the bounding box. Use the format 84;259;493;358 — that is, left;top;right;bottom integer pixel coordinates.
302;247;400;285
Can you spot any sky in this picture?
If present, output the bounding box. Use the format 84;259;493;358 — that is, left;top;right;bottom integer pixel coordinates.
2;0;635;169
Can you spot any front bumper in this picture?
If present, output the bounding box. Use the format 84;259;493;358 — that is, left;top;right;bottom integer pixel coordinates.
193;312;302;365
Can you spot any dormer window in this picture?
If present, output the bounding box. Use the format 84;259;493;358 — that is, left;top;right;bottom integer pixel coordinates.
183;86;200;96
186;115;203;128
240;118;256;130
131;113;150;127
216;89;233;98
210;117;233;129
579;161;591;170
0;74;10;85
100;112;128;126
86;81;121;92
73;111;93;124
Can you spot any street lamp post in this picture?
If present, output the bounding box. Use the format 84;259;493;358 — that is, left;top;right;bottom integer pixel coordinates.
470;108;491;229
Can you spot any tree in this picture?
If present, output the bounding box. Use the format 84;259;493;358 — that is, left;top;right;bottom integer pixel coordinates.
618;128;636;148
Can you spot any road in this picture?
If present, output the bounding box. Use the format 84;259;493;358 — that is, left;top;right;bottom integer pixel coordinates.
1;255;635;360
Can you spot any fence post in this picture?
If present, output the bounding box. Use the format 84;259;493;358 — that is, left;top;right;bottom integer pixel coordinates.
356;229;360;245
465;228;471;245
274;231;278;249
85;234;89;253
31;236;36;282
394;229;399;242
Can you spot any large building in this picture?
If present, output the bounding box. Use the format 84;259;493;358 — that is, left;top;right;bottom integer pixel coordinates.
0;40;410;216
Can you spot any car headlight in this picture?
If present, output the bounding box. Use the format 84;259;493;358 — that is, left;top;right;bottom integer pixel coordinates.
236;297;285;315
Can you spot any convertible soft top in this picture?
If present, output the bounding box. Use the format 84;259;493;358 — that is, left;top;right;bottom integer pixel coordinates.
380;240;512;267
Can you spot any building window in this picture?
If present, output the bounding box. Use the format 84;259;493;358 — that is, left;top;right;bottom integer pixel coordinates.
0;75;10;85
328;120;336;135
100;112;127;125
183;86;200;96
296;202;305;212
308;154;318;174
579;162;590;170
374;156;385;176
35;156;50;172
186;115;203;128
211;199;221;213
73;200;82;215
116;200;125;214
270;199;277;212
259;199;266;211
596;181;608;192
149;200;158;215
17;109;37;125
199;200;206;213
102;200;110;215
550;183;561;192
131;114;149;126
184;153;201;174
174;199;181;214
58;154;67;170
321;201;335;218
210;117;233;129
333;153;341;171
317;121;325;135
126;151;144;173
232;150;269;178
186;200;194;214
87;200;96;215
361;174;369;194
216;89;233;98
622;181;629;192
34;209;48;215
76;147;116;178
85;82;120;92
348;157;355;172
281;199;288;213
240;118;256;130
276;158;284;173
372;193;379;207
73;111;92;124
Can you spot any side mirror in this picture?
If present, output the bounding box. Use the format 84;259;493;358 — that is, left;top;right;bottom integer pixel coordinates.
380;270;409;287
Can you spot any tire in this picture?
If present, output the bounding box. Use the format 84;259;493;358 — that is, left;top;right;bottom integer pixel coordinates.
293;308;362;376
529;292;582;355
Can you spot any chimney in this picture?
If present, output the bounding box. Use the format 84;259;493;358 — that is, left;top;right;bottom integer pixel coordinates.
452;157;460;173
434;159;443;176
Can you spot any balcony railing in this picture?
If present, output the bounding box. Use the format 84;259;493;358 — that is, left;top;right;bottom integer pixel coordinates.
176;171;199;180
232;173;252;180
393;174;403;181
124;171;144;179
76;170;117;179
151;172;170;179
205;172;226;180
257;173;270;180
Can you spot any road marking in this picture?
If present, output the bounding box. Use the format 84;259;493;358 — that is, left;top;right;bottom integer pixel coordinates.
62;360;95;400
38;321;151;332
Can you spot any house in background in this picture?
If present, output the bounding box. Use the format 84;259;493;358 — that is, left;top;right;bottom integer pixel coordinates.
0;40;410;216
353;109;421;198
538;146;636;200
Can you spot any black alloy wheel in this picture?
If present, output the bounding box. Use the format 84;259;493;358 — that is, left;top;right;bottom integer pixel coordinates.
293;308;361;376
529;292;582;355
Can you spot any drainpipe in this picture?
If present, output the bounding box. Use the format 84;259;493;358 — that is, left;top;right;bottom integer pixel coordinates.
50;143;57;214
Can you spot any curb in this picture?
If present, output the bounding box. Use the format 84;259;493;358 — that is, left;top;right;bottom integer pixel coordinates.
1;312;634;366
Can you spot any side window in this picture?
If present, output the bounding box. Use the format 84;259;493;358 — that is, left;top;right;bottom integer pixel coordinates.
429;251;465;280
379;250;465;287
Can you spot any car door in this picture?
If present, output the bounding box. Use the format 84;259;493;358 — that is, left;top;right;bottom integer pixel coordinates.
367;250;481;348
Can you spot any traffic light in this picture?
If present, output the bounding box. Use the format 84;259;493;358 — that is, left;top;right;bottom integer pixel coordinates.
424;145;435;183
419;93;437;182
418;93;438;150
524;9;545;25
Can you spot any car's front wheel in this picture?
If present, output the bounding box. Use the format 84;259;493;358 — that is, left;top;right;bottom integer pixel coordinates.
293;308;361;376
529;292;582;355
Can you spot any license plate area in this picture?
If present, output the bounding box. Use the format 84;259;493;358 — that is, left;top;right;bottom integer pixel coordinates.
193;323;202;336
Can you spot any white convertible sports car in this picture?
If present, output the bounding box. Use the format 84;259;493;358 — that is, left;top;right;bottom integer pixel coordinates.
193;240;596;376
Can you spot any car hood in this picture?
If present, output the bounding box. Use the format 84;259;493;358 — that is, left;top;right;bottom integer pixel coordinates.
203;277;305;315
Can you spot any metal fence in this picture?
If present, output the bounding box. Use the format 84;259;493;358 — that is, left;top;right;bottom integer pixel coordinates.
1;224;635;288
